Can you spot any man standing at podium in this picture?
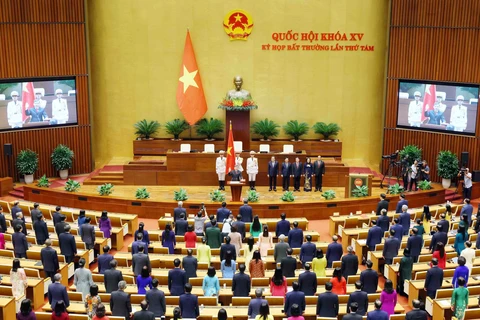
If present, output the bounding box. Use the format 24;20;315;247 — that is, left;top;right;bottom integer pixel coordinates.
216;150;226;191
247;151;258;190
267;156;279;192
313;156;325;192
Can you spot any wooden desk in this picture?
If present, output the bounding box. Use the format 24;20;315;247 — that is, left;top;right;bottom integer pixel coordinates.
0;296;15;320
0;276;45;310
0;257;68;286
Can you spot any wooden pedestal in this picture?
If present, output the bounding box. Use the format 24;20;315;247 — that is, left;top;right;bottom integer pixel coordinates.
227;181;245;202
226;110;250;150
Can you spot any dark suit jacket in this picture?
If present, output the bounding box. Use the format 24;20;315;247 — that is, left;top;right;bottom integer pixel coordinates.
377;215;390;232
12;218;27;235
391;224;404;242
179;292;199;318
10;206;22;218
407;235;423;258
376;199;389;216
132;310;155;320
343;313;363;320
232;220;246;239
281;256;297;277
316;291;339;317
146;287;166;317
216;207;231;223
173;207;187;222
284;290;306;316
366;309;389;320
48;282;69;308
55;221;69;238
267;161;279;176
437;219;450;233
33;220;49;243
383;237;400;260
0;214;6;233
461;204;473;225
347;290;368;315
26;107;48;122
341;253;359;278
239;205;253;222
360;269;378;294
396;199;409;213
276;219;290;237
300;242;316;264
41;247;59;273
168;268;187;296
282;162;292;177
274;242;290;263
248;298;268;318
429;231;448;251
232;272;251;297
110;290;132;318
175;219;188;236
12;231;28;255
220;243;237;261
182;255;198;280
313;160;325;176
30;208;42;224
97;253;114;274
367;226;383;250
288;227;304;248
52;212;63;225
132;253;151;276
326;241;343;265
399;211;411;235
298;270;317;296
104;268;123;293
80;223;95;246
405;308;428;320
292;162;303;177
59;233;77;257
205;226;222;249
131;240;147;255
425;266;443;291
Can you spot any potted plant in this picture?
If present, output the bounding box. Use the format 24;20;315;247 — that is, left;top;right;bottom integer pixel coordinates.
418;180;432;190
251;118;280;141
37;175;50;188
352;185;369;197
209;189;226;202
246;189;260;202
312;122;341;141
387;183;404;195
65;179;81;192
280;191;295;202
16;149;38;184
165;119;190;141
134;119;161;140
437;150;459;188
321;190;336;200
51;144;74;179
135;187;150;199
399;145;422;167
283;120;309;141
173;188;189;201
97;183;114;196
196;118;224;141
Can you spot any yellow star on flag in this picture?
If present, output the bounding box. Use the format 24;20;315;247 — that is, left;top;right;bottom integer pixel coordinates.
227;146;233;156
179;65;198;93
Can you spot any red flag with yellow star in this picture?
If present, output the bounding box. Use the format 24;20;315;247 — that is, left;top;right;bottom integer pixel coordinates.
226;122;236;173
177;30;208;125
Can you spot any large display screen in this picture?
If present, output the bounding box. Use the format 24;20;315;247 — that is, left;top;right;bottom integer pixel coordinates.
0;78;77;131
397;80;479;135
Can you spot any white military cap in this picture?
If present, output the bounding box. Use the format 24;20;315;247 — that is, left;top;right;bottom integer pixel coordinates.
414;91;421;97
11;91;19;96
457;95;465;101
55;89;63;94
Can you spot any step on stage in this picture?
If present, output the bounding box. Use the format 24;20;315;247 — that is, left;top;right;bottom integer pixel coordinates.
23;184;446;220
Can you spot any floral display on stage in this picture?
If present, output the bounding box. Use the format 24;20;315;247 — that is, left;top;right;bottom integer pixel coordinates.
218;97;258;111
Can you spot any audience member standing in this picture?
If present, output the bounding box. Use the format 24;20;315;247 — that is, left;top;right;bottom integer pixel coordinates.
376;194;389;215
258;225;273;257
382;229;401;265
216;202;231;223
232;264;251;297
377;209;390;233
287;304;304;320
232;214;246;239
30;203;42;223
228;225;243;256
284;282;305;316
344;302;362;320
10;258;28;299
460;198;473;226
85;284;101;320
92;303;107;320
51;301;70;320
220;236;236;261
54;215;69;238
184;224;197;248
421;205;431;234
454;222;468;256
250;216;262;237
77;210;87;236
174;201;187;222
347;281;368;316
316;282;339;318
203;267;220;297
80;217;96;250
182;249;198;280
48;274;70;309
197;237;211;265
12;224;28;258
135;222;151;247
104;260;123;293
399;204;411;235
300;235;316;267
248;289;268;319
407;228;423;262
461;241;475;274
330;267;346;295
453;257;469;288
390;218;404;242
244;237;258;271
168;259;187;296
287;221;304;248
360;260;379;294
326;235;343;268
405;300;428;320
132;245;151;277
221;251;236;279
74;258;94;300
162;224;176;253
205;220;222;249
175;213;188;236
239;200;253;222
16;299;36;320
398;248;413;295
298;263;317;296
432;242;446;269
249;250;265;278
255;302;273;320
132;300;155;320
366;220;383;251
33;213;49;245
424;258;443;298
275;213;290;237
110;281;132;320
312;249;327;277
136;266;153;294
341;246;358;280
274;234;290;263
41;239;59;281
194;211;207;236
270;267;287;297
0;206;6;233
146;278;166;318
281;248;297;278
451;277;469;320
380;280;397;316
99;211;112;238
366;300;388;320
395;194;408;213
97;246;114;274
429;224;447;252
179;283;199;318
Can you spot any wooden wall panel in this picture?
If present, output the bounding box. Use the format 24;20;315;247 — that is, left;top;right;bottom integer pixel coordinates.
384;0;480;182
0;0;91;180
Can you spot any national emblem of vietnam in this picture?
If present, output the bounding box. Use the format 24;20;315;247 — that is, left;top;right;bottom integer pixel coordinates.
223;10;254;40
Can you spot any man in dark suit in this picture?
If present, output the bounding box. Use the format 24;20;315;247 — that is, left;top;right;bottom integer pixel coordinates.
133;300;155;320
232;263;251;297
377;209;390;233
146;278;166;317
97;245;114;274
276;213;290;237
131;233;147;255
399;204;411;235
287;221;304;248
10;201;22;218
429;224;447;252
0;206;7;233
376;194;389;215
111;281;132;320
281;157;292;191
274;234;290;263
395;194;408;213
12;224;28;258
59;225;77;264
341;246;359;280
168;258;187;296
347;281;368;316
238;200;253;222
300;235;316;266
206;219;222;249
366;300;389;320
48;273;69;309
326;235;343;268
424;258;443;298
220;236;237;260
360;260;378;294
406;228;423;262
284;281;305;316
316;282;339;318
281;248;297;278
204;215;215;230
313;155;325;192
383;229;401;265
248;289;268;318
33;213;49;245
52;206;63;225
232;214;246;239
405;299;428;320
54;215;69;238
298;263;317;296
461;198;473;226
390;218;404;242
344;302;363;320
41;239;59;281
80;217;95;250
437;213;449;233
175;213;188;236
12;212;27;235
367;220;383;251
173;201;187;222
179;283;199;318
292;157;303;192
182;249;198;280
216;202;231;223
30;203;42;224
104;259;124;293
267;156;279;191
132;245;150;276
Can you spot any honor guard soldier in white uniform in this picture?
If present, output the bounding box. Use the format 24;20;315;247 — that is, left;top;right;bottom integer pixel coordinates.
52;89;69;124
34;89;47;108
216;150;226;190
247;151;258;190
235;152;243;172
408;91;423;127
7;91;23;128
450;95;468;132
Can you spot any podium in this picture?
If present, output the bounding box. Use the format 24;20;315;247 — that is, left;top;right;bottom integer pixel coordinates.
226;110;250;150
227;181;245;202
345;174;373;198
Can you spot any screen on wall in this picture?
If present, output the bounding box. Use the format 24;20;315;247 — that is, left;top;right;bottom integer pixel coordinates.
397;80;479;136
0;77;77;131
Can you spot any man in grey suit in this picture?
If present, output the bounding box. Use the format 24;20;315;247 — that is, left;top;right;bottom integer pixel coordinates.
146;278;166;317
30;203;42;224
132;245;151;276
111;281;132;320
182;249;198;280
80;217;96;250
274;234;290;263
104;259;124;293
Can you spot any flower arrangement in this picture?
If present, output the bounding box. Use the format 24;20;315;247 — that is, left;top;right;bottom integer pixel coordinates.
218;97;258;111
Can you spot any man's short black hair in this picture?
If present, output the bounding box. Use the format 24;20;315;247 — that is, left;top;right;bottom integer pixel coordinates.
325;282;333;291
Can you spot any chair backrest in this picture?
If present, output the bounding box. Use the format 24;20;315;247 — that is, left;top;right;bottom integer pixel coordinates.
266;296;284;305
398;92;409;99
198;296;218;306
68;291;84;301
232;297;251;306
344;217;358;229
180;144;191;153
166;296;179;305
259;144;270;153
283;144;294;153
0;200;11;213
204;144;215;153
0;250;14;258
234;141;243;152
